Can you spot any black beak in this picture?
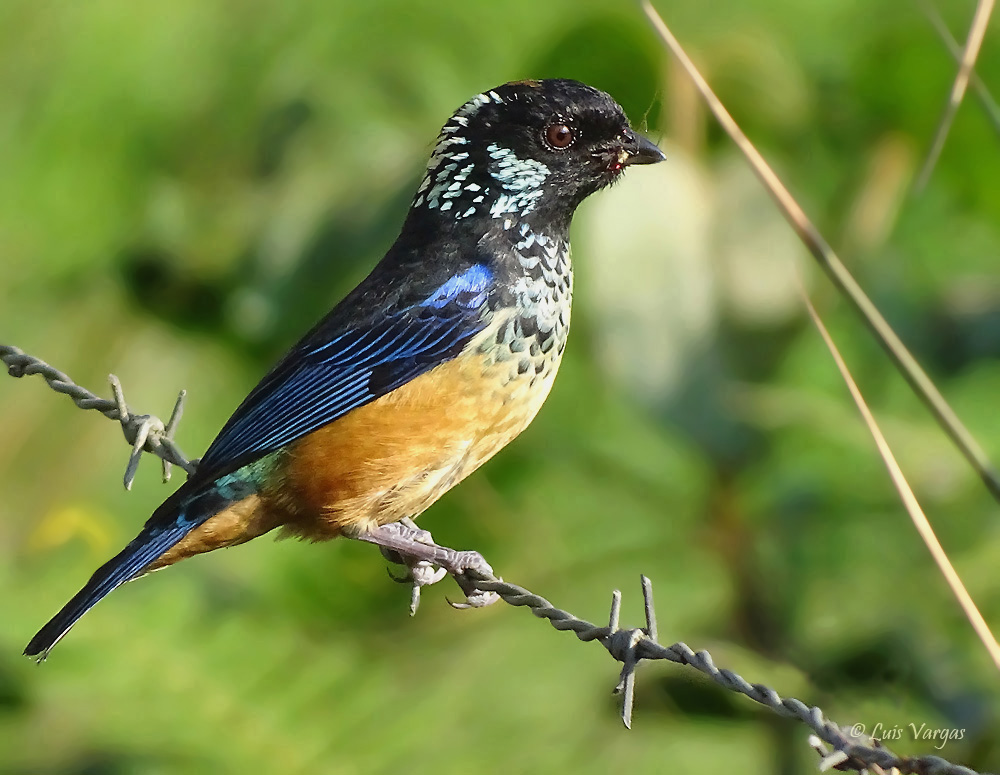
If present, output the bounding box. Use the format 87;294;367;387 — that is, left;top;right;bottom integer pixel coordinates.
623;130;666;166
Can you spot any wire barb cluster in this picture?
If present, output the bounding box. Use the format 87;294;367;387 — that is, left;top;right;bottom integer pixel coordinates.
1;342;990;775
466;571;989;775
0;345;197;487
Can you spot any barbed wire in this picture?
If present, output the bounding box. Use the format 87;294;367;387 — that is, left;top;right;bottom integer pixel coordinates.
0;344;197;488
466;572;986;775
2;342;991;775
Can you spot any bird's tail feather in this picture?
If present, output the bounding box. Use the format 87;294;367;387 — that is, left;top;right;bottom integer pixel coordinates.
24;490;208;661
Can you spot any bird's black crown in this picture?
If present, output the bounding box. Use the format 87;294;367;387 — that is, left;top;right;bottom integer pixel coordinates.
408;79;663;233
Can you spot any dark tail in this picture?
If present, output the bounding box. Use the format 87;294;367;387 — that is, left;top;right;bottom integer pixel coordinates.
25;488;209;661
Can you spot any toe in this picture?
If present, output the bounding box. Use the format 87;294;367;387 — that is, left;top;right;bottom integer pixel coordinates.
449;589;501;609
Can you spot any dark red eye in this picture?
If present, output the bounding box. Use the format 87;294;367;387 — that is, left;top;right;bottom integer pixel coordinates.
545;123;574;149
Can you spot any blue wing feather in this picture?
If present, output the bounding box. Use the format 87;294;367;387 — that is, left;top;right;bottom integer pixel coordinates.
194;263;494;481
23;259;498;659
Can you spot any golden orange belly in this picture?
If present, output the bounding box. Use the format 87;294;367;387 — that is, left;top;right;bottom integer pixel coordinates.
270;327;560;539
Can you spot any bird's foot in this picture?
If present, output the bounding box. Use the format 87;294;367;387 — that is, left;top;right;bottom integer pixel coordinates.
382;532;448;616
356;518;500;613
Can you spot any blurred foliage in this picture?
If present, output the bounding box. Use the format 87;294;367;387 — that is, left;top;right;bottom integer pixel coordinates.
2;0;1000;773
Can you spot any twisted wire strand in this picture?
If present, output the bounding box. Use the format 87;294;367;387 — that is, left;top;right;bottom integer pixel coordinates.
1;343;988;775
466;573;987;775
1;345;196;485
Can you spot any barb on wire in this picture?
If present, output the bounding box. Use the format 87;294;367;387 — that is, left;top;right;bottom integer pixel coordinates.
462;571;988;775
3;344;989;773
0;344;197;487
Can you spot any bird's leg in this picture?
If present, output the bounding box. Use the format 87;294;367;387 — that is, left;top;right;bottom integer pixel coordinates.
354;518;500;612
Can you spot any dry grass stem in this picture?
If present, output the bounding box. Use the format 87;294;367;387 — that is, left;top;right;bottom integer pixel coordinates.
799;285;1000;674
639;0;1000;503
914;0;996;190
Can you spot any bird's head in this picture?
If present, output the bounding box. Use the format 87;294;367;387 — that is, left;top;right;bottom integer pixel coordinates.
408;79;664;234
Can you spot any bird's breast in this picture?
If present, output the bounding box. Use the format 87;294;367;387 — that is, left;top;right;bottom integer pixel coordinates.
269;234;573;539
272;310;570;539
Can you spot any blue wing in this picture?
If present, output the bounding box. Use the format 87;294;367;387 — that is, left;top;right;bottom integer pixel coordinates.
195;263;494;481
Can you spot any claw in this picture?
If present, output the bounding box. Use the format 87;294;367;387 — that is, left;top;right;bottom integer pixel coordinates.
379;536;449;613
402;564;447;615
354;520;499;612
386;565;412;584
410;560;448;587
442;553;500;609
448;588;502;609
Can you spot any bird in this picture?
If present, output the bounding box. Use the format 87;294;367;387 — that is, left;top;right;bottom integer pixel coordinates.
25;78;664;660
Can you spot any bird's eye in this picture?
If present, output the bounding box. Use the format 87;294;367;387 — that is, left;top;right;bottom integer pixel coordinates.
544;123;575;149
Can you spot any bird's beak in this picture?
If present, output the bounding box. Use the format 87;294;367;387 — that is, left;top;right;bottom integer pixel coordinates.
621;130;666;166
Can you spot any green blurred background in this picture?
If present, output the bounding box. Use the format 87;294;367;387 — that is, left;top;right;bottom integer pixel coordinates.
2;0;999;772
